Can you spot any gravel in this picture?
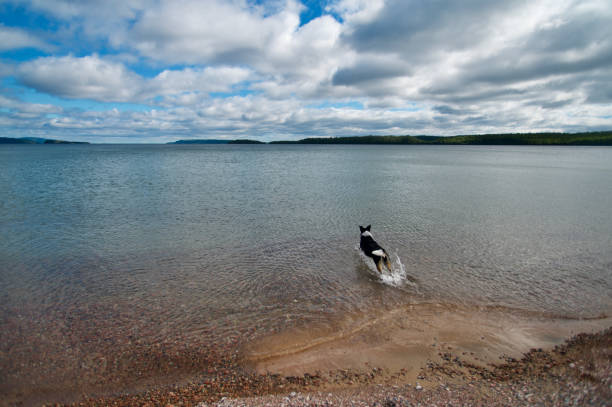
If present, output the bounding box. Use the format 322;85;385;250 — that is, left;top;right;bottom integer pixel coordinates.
69;327;611;407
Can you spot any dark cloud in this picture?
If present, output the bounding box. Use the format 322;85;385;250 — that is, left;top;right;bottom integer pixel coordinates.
332;62;409;86
524;12;611;53
433;105;468;115
341;0;612;113
586;79;612;103
343;0;523;57
423;85;528;104
461;42;612;86
528;99;573;109
463;47;612;85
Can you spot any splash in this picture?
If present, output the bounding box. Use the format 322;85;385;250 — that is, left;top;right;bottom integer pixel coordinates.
357;246;416;288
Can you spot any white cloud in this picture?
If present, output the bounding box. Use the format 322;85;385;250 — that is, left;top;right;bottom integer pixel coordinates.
0;24;49;51
11;0;146;42
17;55;252;103
126;0;346;93
329;0;385;24
145;66;252;101
128;0;296;65
18;55;143;102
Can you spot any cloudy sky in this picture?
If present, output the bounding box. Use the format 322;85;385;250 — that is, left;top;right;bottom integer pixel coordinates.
1;0;611;142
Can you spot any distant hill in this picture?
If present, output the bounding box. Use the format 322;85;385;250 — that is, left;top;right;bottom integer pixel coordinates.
270;135;423;144
227;139;265;144
0;137;32;144
0;137;88;144
43;139;89;144
414;135;443;142
169;138;264;144
168;139;231;144
429;131;612;145
270;131;612;145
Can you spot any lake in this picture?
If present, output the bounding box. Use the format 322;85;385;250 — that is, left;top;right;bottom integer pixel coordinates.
1;144;611;403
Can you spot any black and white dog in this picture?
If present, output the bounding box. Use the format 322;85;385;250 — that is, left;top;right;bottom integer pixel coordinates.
359;225;392;274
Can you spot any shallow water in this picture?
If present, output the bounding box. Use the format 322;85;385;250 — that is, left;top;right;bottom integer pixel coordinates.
1;144;611;402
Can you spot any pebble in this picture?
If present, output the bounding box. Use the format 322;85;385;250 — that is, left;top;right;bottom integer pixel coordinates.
24;325;610;407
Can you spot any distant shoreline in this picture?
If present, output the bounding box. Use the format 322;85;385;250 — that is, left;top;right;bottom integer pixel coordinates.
170;131;612;146
0;137;89;144
3;131;612;146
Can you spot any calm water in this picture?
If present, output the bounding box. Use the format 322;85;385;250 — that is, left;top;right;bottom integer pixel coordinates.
1;144;612;402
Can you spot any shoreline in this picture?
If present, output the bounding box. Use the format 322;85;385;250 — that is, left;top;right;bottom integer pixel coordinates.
245;303;611;379
214;325;612;406
36;304;611;407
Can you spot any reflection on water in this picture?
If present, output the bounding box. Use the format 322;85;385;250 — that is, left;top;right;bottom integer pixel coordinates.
1;144;611;403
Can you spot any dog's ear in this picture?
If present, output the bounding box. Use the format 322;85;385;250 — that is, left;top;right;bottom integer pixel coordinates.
359;225;365;233
366;225;371;231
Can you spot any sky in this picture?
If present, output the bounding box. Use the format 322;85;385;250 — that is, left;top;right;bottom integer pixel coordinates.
1;0;611;143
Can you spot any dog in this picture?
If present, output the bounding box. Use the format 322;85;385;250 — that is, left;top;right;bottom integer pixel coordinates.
359;225;392;274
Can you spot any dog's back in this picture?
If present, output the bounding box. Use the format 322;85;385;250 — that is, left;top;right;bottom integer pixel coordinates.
359;227;381;256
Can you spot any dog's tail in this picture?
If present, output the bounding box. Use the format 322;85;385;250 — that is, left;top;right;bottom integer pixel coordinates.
372;249;392;273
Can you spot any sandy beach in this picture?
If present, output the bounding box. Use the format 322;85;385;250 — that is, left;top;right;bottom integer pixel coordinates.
40;304;611;407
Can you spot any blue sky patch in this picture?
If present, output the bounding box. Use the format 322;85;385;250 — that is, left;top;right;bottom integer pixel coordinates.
308;101;364;110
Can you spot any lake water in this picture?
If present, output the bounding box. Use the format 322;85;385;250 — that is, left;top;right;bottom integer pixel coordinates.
1;144;611;403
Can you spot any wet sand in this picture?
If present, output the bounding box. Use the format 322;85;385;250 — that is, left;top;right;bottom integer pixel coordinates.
214;323;612;406
28;303;611;407
246;303;611;382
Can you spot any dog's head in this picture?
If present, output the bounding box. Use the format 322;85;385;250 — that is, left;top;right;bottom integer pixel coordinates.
359;225;372;236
